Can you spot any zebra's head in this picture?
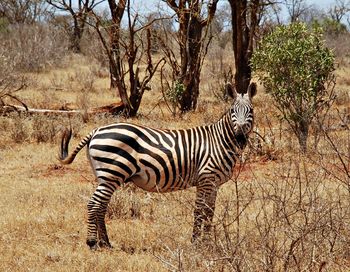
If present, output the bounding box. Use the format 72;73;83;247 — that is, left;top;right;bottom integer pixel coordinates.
228;82;257;137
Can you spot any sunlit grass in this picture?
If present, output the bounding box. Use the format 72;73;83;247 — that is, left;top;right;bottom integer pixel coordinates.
1;53;349;271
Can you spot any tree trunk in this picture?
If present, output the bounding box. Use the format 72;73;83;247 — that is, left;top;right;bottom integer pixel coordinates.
108;0;126;90
107;0;131;115
128;90;142;117
166;0;218;113
179;10;202;112
70;16;82;53
229;0;260;93
180;74;200;111
296;119;309;153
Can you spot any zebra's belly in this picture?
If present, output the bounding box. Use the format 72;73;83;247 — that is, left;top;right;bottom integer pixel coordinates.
130;171;193;193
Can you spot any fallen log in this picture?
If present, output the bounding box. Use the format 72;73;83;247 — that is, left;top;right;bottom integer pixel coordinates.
1;102;126;116
90;102;125;114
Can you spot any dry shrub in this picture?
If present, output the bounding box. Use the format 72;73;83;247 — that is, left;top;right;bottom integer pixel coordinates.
151;112;349;271
152;156;350;271
0;23;68;72
250;161;349;271
76;88;91;123
246;93;285;161
9;114;29;143
312;119;350;192
89;64;109;79
1;113;30;144
1;113;85;145
247;125;281;162
45;64;99;96
31;115;66;143
325;33;350;61
80;28;109;68
0;118;10;147
0;41;28;111
334;88;350;106
74;69;100;123
106;186;150;220
48;71;68;92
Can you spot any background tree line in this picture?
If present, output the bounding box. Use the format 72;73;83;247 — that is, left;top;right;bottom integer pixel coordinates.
1;0;349;117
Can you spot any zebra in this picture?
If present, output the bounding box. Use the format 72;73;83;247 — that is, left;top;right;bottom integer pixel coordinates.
59;83;257;249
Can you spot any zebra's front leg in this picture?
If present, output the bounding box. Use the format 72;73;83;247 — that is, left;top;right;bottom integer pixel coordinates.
86;182;117;249
191;185;218;243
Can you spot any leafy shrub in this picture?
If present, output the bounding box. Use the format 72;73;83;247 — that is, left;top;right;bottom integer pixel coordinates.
251;22;336;153
312;18;348;36
165;81;185;116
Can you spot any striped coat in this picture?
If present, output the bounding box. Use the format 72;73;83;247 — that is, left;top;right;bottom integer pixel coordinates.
59;84;257;249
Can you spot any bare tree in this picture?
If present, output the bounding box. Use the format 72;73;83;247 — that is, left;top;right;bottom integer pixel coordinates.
211;3;231;49
329;0;350;23
298;5;324;24
90;0;165;117
164;0;219;112
144;11;174;54
0;0;50;24
283;0;310;22
228;0;265;94
267;1;283;25
46;0;102;53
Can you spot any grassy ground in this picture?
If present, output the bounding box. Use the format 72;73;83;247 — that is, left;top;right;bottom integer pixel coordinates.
0;54;349;271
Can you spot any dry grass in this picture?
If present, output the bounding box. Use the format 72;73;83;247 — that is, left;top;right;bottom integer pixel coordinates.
1;53;349;271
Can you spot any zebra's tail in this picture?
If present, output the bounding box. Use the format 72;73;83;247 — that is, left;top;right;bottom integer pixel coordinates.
58;128;96;165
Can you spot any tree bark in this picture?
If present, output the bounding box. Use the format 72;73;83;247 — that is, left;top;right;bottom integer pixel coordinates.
108;0;126;89
166;0;218;112
296;119;309;153
70;15;83;53
229;0;260;93
178;5;202;111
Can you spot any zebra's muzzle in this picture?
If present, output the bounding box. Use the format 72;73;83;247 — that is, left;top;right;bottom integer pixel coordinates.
235;123;251;136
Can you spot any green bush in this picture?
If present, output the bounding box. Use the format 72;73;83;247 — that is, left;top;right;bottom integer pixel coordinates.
312;18;348;36
0;17;9;33
251;22;336;153
165;80;185;116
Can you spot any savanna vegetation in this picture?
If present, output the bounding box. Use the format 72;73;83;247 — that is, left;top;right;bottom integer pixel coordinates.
0;0;349;271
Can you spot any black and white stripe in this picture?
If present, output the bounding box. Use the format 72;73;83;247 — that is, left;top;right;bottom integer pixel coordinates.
59;84;257;249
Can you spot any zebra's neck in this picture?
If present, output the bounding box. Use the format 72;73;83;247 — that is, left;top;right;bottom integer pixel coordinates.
214;111;248;151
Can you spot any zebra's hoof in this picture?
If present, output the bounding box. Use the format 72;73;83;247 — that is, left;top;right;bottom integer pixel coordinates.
86;239;98;250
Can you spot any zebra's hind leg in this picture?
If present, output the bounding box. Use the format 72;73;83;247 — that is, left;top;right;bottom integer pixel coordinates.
97;203;112;248
86;182;118;249
191;185;218;244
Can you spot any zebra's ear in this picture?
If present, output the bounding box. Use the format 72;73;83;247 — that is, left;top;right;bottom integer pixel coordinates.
248;82;257;99
225;82;237;100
